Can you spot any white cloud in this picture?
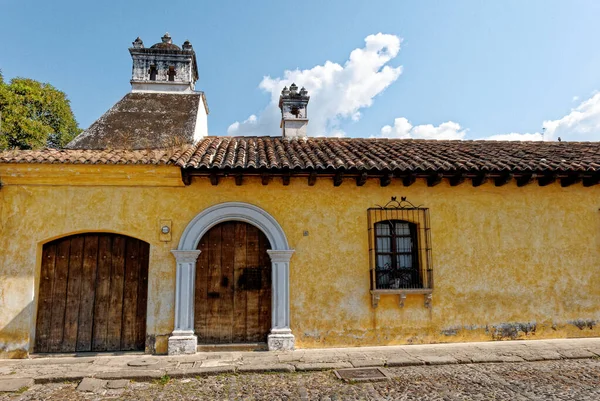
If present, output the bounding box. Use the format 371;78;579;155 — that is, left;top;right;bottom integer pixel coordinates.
379;93;600;142
486;93;600;141
227;114;257;135
228;33;402;137
377;117;466;140
483;133;544;141
542;92;600;141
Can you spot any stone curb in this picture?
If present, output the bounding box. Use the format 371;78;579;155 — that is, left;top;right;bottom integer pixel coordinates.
385;357;425;367
350;359;386;368
35;372;94;384
95;370;165;381
166;366;236;378
295;362;353;371
469;355;524;364
237;364;295;373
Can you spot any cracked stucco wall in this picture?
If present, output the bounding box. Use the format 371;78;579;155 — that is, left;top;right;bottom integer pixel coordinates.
0;163;599;358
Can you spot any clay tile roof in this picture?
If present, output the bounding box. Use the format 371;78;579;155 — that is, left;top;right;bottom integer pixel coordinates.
177;137;600;174
2;137;600;176
65;93;204;150
0;148;177;165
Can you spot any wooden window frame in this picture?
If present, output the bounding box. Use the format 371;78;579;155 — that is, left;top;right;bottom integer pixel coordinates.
374;220;421;289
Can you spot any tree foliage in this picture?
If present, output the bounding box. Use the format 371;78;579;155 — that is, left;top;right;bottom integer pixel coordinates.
0;72;81;150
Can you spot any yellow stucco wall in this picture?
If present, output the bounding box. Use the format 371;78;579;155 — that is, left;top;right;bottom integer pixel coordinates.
1;163;599;358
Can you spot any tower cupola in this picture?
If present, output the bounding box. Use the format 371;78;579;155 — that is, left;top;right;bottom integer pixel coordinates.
278;83;310;138
129;33;199;93
66;33;209;149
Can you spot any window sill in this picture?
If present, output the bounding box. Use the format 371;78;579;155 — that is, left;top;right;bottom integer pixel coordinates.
370;289;432;308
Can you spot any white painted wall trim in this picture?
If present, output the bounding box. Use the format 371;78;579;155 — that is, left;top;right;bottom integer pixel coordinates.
168;250;201;355
170;202;295;353
178;202;290;251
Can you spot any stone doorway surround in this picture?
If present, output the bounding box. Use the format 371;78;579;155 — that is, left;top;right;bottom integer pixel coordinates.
168;202;294;355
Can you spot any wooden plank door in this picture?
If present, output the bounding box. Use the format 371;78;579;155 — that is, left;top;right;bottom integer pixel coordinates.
35;233;149;353
195;222;271;344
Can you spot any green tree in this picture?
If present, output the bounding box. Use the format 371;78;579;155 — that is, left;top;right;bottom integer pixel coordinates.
0;72;81;150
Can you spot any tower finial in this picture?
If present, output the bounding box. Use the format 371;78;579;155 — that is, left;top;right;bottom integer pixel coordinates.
132;37;144;49
161;32;172;44
182;40;193;51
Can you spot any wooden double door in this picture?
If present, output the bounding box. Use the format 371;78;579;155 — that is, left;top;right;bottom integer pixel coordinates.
195;221;272;344
35;234;149;353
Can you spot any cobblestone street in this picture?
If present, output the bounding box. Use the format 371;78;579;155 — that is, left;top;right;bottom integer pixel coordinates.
1;358;598;400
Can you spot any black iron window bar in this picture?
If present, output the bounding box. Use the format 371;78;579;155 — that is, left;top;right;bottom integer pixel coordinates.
368;196;433;308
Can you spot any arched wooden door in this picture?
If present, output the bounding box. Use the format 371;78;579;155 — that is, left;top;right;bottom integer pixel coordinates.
195;221;271;344
35;234;149;353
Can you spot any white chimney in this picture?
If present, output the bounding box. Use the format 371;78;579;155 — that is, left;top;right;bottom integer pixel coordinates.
278;83;309;138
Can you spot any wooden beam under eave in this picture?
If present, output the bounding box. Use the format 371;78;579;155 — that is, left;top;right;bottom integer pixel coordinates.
426;174;443;187
516;174;535;187
471;174;489;187
261;173;271;186
403;174;416;187
308;172;317;186
380;174;392;187
583;176;600;187
210;173;219;186
235;174;243;186
449;174;466;187
560;176;581;187
356;172;368;186
333;171;344;187
494;173;513;187
537;175;556;187
282;173;291;186
181;169;192;186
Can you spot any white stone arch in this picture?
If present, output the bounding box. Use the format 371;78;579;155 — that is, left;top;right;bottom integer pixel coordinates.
177;202;290;251
168;202;295;355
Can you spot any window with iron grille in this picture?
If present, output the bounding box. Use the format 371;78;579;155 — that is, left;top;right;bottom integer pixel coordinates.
368;197;433;291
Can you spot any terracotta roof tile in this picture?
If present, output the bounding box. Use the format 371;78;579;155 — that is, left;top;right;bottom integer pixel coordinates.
0;148;177;165
3;137;600;176
66;93;204;150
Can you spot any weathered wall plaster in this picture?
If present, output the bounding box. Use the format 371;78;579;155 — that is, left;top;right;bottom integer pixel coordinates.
1;163;599;357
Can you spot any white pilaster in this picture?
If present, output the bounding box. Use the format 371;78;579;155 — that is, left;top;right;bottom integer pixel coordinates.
168;250;201;355
267;250;295;351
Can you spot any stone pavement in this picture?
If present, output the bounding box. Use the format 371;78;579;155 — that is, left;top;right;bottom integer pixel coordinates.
0;338;598;389
1;359;599;400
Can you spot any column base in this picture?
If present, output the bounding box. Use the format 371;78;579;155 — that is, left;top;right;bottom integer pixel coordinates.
168;334;197;355
268;330;295;351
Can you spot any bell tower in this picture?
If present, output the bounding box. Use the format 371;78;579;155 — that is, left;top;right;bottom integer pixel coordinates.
129;33;199;93
279;83;310;138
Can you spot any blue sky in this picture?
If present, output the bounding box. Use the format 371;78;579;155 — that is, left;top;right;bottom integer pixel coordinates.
2;0;600;140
